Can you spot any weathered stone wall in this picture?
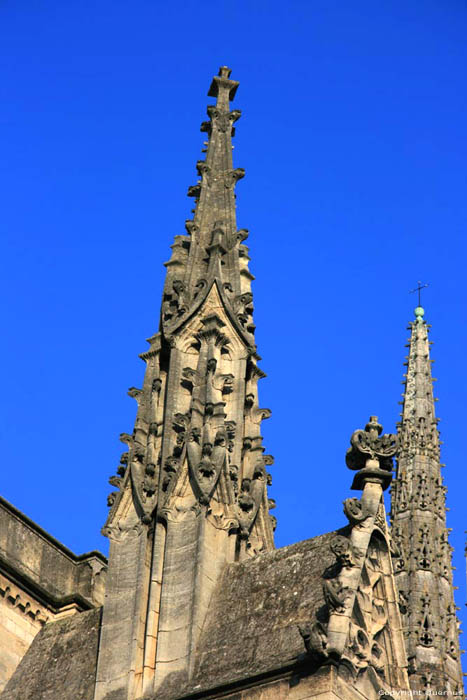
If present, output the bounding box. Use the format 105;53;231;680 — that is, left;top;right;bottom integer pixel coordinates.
0;570;48;694
153;664;387;700
210;667;363;700
0;496;106;604
0;496;107;692
1;607;102;700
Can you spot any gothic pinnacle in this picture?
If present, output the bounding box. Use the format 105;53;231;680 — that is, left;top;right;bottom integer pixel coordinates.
97;68;275;697
390;312;463;695
162;67;255;348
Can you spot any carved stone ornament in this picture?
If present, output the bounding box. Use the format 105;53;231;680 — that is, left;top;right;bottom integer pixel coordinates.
187;183;201;199
160;503;202;524
190;427;228;506
205;105;241;134
236;463;266;538
107;491;119;508
234;292;254;331
299;535;356;660
330;535;357;568
196;160;211;186
129;450;158;522
398;590;408;616
108;475;122;489
374;503;387;532
299;622;329;661
346;416;398;491
343;496;371;525
389;525;405;572
323;575;349;614
0;576;49;626
224;168;245;189
162;279;188;324
340;541;390;679
102;520;144;543
321;535;356;615
399;416;440;460
418;595;435;647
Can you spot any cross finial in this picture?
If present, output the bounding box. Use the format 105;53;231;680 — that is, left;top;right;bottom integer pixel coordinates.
410;281;429;307
208;66;239;108
218;66;232;79
410;281;428;321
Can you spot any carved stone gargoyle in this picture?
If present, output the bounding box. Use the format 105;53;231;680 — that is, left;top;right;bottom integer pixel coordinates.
346;416;398;491
299;622;329;662
236;462;266;538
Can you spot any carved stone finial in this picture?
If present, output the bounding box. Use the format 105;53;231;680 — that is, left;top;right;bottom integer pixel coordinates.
208;66;239;106
346;416;398;491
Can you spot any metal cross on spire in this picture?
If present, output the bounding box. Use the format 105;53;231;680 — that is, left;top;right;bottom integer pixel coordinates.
410;280;429;307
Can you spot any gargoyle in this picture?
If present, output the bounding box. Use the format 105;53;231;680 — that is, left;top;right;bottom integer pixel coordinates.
299;622;329;661
323;577;349;614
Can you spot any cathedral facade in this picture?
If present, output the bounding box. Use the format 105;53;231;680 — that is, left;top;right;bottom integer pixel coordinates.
1;67;463;700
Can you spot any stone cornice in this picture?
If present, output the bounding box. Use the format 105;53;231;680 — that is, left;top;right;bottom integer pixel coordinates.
0;553;96;616
0;495;107;567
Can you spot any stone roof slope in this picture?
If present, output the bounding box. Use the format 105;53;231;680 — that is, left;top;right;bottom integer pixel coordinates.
1;607;102;700
156;527;347;699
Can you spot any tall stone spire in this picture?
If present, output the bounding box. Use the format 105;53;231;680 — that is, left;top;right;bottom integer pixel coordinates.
94;67;275;700
390;305;463;695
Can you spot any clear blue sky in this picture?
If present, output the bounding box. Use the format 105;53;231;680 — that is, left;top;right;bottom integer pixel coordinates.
1;0;466;667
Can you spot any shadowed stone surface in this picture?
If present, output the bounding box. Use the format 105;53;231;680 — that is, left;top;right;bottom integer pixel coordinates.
2;607;102;700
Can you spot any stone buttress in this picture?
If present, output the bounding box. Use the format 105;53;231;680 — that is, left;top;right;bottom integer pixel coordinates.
390;306;463;694
93;67;275;700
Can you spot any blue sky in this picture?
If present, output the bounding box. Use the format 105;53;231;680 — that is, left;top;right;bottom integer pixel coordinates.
1;0;466;670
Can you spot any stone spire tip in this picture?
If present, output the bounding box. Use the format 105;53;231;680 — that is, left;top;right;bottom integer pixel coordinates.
208;66;239;103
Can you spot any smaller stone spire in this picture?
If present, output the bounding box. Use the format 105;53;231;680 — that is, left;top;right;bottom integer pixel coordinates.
390;305;464;695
